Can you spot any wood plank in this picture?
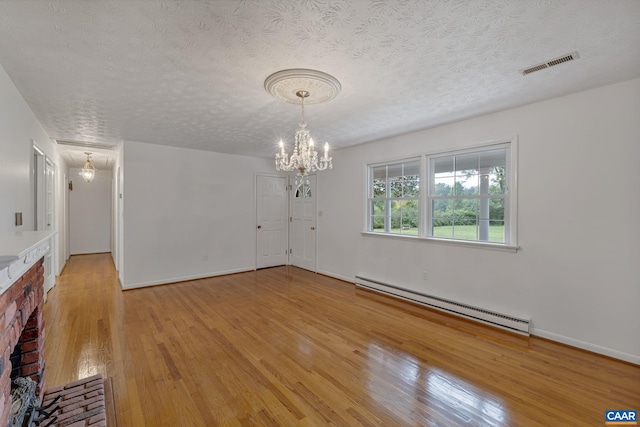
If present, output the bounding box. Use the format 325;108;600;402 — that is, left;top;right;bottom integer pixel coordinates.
45;254;640;426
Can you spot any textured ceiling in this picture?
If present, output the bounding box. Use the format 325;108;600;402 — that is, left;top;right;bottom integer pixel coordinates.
0;0;639;167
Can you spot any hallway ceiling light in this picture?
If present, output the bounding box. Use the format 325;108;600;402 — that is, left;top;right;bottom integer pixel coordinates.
81;152;96;182
265;69;340;180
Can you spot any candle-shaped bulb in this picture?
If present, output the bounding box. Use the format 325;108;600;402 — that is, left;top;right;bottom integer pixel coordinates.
279;139;285;155
324;142;329;159
309;138;314;147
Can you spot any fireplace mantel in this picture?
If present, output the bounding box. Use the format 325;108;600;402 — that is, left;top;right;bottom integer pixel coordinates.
0;230;56;295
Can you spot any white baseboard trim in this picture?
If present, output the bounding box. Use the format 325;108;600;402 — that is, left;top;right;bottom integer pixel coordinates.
532;328;640;365
70;251;111;255
122;267;255;290
316;269;352;283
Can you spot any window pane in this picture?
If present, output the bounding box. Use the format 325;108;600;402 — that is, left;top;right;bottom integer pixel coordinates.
432;199;453;238
389;200;419;234
371;200;385;232
479;149;506;195
435;174;454;194
399;221;418;235
373;178;386;198
432;199;452;226
433;226;452;238
455;153;478;196
453;220;478;241
403;178;419;197
390;176;403;198
457;173;478;195
488;220;505;243
403;200;418;232
456;153;479;175
479;149;506;170
390;200;402;228
453;203;478;226
403;160;420;176
434;182;451;196
489;198;505;223
295;184;311;198
488;167;506;194
387;160;420;178
433;156;454;175
372;165;387;180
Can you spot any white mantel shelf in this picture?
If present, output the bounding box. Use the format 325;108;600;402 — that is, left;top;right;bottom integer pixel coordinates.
0;231;56;294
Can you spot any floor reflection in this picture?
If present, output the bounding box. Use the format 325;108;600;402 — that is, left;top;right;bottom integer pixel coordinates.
427;369;507;426
77;345;100;379
366;343;508;426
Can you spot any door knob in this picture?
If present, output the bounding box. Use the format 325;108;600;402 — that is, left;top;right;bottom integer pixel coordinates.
310;226;315;230
257;225;262;229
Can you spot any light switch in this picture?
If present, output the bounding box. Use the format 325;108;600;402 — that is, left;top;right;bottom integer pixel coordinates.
15;212;22;226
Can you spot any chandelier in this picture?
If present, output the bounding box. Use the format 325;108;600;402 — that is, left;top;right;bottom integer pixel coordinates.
265;68;341;180
80;152;96;182
275;90;332;178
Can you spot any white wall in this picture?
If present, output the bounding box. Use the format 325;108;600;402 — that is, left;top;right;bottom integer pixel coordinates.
69;168;112;254
317;78;640;364
0;63;68;275
121;140;273;288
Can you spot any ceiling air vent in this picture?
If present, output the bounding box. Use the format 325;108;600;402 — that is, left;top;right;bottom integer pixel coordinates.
520;51;580;76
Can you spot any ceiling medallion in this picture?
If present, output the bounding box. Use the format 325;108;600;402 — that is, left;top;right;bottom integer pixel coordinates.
265;69;340;180
264;68;341;105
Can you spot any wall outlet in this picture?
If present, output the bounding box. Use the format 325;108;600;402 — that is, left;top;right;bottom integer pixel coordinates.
422;270;428;280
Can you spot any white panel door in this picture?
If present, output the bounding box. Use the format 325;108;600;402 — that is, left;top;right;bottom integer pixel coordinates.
291;175;316;272
256;175;288;269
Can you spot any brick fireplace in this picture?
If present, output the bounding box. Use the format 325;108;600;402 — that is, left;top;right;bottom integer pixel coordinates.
0;257;45;427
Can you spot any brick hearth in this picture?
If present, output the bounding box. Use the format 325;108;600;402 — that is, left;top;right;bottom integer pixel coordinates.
0;257;45;427
41;374;107;426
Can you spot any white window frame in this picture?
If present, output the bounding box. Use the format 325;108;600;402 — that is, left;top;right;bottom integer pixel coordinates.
426;141;516;245
367;158;421;235
363;138;518;252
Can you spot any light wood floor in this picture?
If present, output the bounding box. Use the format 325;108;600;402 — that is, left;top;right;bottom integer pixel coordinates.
44;254;639;426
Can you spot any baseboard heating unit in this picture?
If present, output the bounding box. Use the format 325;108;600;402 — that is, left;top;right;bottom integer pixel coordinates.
355;276;530;335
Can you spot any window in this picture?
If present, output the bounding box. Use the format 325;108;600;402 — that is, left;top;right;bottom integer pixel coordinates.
366;141;516;247
428;145;510;243
368;159;420;235
295;182;312;198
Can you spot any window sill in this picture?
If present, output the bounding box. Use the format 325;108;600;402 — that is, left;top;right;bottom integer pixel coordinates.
360;232;518;253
